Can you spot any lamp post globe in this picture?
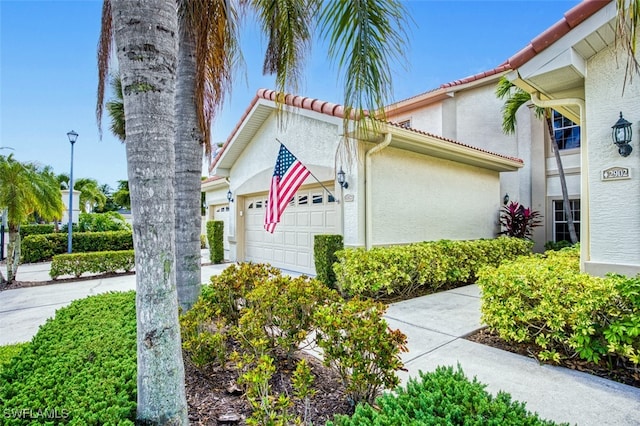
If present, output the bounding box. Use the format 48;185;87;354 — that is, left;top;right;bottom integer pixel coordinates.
67;130;78;253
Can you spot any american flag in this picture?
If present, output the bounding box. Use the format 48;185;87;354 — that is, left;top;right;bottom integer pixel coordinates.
264;144;310;233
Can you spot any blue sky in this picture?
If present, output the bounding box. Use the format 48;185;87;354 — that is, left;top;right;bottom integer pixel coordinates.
1;0;580;190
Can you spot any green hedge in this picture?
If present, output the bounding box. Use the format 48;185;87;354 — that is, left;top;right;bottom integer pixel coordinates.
19;224;55;238
478;246;640;366
206;220;224;264
327;365;566;425
50;250;135;279
0;292;137;425
21;231;134;263
334;237;533;299
314;234;343;289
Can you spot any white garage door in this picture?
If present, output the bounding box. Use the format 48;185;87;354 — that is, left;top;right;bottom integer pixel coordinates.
245;185;337;275
212;204;230;260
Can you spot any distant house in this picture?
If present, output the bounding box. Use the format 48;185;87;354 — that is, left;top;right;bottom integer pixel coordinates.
203;90;521;275
504;0;640;276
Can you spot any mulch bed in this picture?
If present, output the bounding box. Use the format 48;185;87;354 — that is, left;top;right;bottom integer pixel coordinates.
466;327;640;389
185;351;352;425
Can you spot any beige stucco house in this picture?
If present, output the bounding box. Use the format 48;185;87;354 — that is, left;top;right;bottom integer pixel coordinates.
204;89;522;274
504;0;640;276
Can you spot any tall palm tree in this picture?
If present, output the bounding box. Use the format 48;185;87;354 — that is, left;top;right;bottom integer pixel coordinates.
496;77;578;244
97;0;408;421
74;178;107;213
616;0;640;86
0;155;62;285
98;0;187;423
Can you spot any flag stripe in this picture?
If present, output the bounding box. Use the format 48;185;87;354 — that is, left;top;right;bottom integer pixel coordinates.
264;145;310;233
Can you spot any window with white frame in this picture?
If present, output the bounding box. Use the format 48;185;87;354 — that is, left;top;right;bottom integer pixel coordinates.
552;110;580;150
553;199;580;242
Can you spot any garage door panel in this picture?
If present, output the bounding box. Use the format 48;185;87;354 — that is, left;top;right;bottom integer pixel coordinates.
296;212;309;226
244;186;337;275
296;232;309;248
309;211;325;227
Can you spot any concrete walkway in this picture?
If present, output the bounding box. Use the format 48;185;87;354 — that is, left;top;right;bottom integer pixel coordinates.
1;260;639;425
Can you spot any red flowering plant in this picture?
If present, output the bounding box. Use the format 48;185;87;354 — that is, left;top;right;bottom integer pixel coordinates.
499;201;542;240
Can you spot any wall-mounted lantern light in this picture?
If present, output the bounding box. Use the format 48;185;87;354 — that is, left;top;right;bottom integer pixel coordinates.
337;167;349;189
503;193;510;205
226;190;234;203
612;112;632;157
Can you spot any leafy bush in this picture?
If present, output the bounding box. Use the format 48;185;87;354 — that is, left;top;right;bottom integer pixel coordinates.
200;234;207;249
334;237;533;299
182;262;408;410
0;343;28;372
499;201;542;239
544;240;573;251
327;365;566;426
0;292;137;425
19;224;55;237
478;246;640;366
238;275;338;357
314;234;343;289
314;298;408;406
77;211;131;232
21;230;133;263
50;250;135;279
206;220;224;263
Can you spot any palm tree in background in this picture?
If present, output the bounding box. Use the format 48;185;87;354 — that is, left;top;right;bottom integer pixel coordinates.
112;180;130;210
97;0;409;422
0;155;62;285
496;77;578;244
106;74;125;141
74;178;107;213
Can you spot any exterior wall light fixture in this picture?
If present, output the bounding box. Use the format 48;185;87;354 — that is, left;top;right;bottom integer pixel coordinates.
503;193;509;205
337;167;348;189
612;112;632;157
226;190;234;203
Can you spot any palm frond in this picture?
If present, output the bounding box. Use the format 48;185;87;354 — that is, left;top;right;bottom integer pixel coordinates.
496;77;544;134
179;0;243;158
106;74;125;141
615;0;640;90
96;0;114;139
319;0;409;136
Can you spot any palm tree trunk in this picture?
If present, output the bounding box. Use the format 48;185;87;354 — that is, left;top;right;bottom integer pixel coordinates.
6;225;19;283
175;16;203;311
545;115;578;244
111;0;188;423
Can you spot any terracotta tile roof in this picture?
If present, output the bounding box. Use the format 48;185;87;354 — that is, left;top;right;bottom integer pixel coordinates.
209;88;523;172
506;0;609;69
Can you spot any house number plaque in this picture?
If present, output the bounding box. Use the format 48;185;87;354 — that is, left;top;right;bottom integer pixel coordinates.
602;166;630;181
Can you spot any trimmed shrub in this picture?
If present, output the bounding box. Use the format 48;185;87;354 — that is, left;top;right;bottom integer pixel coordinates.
0;343;28;372
544;239;573;251
19;224;55;238
334;237;533;299
206;220;224;263
0;292;137;424
50;250;135;279
200;234;207;249
478;246;640;366
21;231;133;263
314;298;408;406
314;234;343;289
327;365;566;425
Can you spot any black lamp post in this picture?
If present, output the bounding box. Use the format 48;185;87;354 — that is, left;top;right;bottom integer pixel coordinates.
67;130;78;253
612;112;632;157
